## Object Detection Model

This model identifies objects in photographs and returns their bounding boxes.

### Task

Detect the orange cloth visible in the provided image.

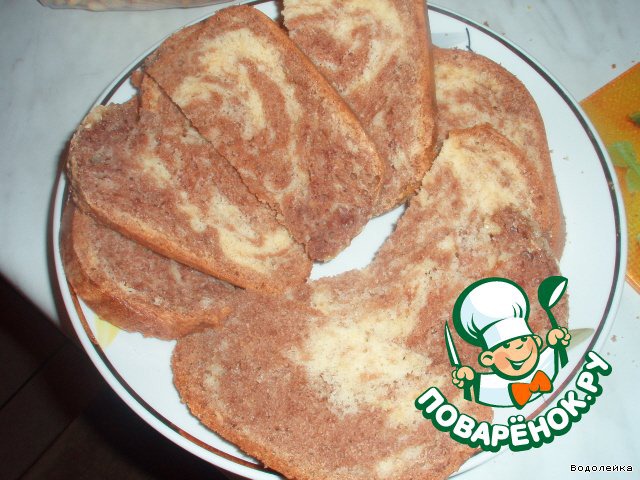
[581,64,640,292]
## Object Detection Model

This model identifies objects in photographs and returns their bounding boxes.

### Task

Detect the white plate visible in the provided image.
[51,2,627,478]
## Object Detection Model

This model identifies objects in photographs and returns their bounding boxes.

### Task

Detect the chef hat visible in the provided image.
[452,278,532,351]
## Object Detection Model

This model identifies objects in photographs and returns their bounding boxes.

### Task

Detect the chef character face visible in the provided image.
[453,278,539,380]
[479,334,543,379]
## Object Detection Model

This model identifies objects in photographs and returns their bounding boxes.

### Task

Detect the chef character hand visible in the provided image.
[452,366,475,389]
[547,327,571,348]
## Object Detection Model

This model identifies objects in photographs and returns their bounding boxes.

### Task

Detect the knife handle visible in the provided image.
[547,312,568,368]
[463,382,472,401]
[558,346,568,368]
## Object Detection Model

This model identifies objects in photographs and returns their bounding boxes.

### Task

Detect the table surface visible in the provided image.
[1,0,638,478]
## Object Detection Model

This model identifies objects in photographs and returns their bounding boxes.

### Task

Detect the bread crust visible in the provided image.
[434,47,566,257]
[144,5,384,261]
[284,0,437,215]
[60,202,239,339]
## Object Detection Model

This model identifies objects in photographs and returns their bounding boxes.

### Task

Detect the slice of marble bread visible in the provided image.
[283,0,437,215]
[434,47,565,258]
[144,5,384,261]
[66,76,311,293]
[294,125,567,367]
[172,293,491,480]
[60,202,240,340]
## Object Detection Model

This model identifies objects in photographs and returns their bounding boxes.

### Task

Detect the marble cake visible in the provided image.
[144,6,384,261]
[434,47,565,257]
[172,292,491,480]
[60,202,240,339]
[283,0,437,215]
[67,75,311,293]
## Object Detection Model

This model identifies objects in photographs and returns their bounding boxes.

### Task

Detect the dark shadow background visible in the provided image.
[0,276,233,480]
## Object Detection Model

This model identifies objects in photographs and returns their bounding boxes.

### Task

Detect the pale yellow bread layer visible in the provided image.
[172,293,491,480]
[290,125,567,367]
[144,5,383,261]
[60,202,239,340]
[67,77,311,293]
[283,0,436,215]
[434,47,565,258]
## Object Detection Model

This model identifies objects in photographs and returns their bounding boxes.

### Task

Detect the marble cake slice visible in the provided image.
[295,125,567,367]
[60,202,240,340]
[172,293,491,480]
[144,5,384,261]
[434,47,565,258]
[283,0,437,215]
[67,76,311,294]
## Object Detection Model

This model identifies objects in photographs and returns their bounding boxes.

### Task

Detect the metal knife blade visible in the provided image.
[444,322,462,367]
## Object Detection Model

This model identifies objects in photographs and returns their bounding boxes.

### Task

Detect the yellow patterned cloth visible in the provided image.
[582,64,640,293]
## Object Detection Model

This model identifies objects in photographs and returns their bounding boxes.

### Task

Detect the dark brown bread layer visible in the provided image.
[434,47,565,258]
[144,5,384,261]
[284,0,437,215]
[67,76,311,293]
[60,202,239,339]
[292,125,567,367]
[172,293,490,480]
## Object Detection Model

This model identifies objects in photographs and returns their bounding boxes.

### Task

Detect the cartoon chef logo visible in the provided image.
[448,277,571,409]
[417,275,613,452]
